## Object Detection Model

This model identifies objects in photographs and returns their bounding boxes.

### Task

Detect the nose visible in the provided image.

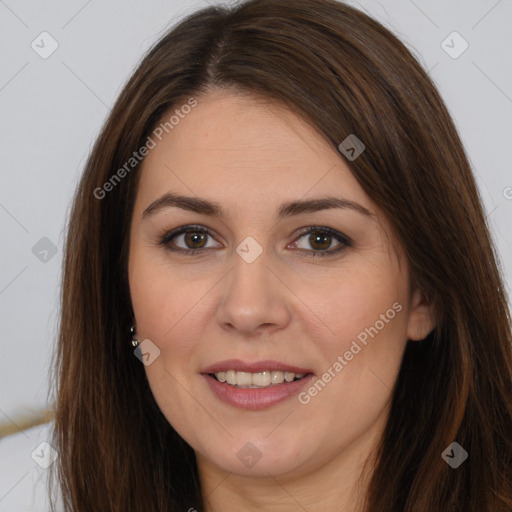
[215,246,292,337]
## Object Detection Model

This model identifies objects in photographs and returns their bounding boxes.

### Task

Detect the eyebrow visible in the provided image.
[142,192,374,220]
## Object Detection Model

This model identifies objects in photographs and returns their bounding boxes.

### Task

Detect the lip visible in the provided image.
[202,373,315,410]
[200,359,313,374]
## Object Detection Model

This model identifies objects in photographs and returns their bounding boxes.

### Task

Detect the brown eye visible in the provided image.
[183,231,208,249]
[159,225,220,253]
[308,231,332,250]
[293,227,352,257]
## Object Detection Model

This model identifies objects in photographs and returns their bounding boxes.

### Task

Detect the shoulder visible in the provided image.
[0,421,63,512]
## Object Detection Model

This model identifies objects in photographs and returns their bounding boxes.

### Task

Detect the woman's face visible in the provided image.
[128,90,434,481]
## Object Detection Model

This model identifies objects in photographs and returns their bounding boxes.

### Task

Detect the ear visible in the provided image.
[407,288,436,341]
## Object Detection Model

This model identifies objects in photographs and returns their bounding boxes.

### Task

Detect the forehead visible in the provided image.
[135,90,373,216]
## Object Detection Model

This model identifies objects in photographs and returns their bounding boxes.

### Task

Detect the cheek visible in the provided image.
[128,246,219,372]
[300,269,408,417]
[291,262,409,427]
[129,254,171,338]
[129,245,194,336]
[292,262,408,357]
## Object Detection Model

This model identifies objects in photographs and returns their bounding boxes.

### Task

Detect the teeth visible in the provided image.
[237,372,253,386]
[253,371,271,386]
[271,370,285,384]
[284,372,295,382]
[212,370,307,388]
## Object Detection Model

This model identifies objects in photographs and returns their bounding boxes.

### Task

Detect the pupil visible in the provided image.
[185,231,206,248]
[310,232,330,250]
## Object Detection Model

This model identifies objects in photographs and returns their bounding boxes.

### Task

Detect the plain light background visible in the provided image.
[1,0,511,430]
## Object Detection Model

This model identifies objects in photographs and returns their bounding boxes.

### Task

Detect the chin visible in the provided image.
[198,437,311,478]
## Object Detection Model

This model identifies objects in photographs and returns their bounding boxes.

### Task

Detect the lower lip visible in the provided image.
[202,373,315,410]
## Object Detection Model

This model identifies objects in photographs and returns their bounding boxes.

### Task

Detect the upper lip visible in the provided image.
[201,359,314,375]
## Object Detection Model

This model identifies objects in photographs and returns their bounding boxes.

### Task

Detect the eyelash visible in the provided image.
[158,224,352,258]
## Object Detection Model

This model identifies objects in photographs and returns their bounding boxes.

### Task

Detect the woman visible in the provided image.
[47,0,512,510]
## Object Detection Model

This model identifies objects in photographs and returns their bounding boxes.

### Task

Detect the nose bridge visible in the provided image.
[215,237,291,334]
[233,243,270,290]
[228,239,275,303]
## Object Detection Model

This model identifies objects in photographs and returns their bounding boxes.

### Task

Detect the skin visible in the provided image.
[128,89,436,512]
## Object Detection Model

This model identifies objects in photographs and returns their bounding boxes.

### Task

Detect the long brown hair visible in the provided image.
[48,0,512,510]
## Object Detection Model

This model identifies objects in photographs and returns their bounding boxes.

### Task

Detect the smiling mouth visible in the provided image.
[208,370,312,388]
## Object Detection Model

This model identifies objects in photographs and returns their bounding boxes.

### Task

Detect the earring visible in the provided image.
[130,325,140,348]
